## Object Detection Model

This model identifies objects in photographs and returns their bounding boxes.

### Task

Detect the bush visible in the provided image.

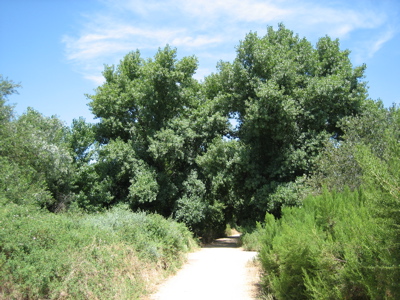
[240,224,264,251]
[241,213,279,252]
[259,188,398,299]
[0,204,196,299]
[0,157,53,207]
[83,205,197,269]
[257,106,400,299]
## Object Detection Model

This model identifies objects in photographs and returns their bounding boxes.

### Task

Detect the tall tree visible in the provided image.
[0,75,20,141]
[11,108,74,210]
[84,47,231,236]
[84,47,213,215]
[88,46,199,147]
[0,76,73,209]
[204,24,368,219]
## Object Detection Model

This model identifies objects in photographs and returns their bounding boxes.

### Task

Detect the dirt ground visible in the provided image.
[147,235,261,300]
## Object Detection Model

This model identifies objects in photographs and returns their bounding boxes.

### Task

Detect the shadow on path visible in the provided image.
[202,235,241,248]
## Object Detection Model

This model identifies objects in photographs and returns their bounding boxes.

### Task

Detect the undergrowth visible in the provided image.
[0,204,197,299]
[247,188,399,299]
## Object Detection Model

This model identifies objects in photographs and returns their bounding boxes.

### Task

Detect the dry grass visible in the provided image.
[246,258,263,299]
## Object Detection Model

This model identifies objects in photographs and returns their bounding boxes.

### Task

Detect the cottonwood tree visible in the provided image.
[81,24,370,230]
[204,24,368,219]
[85,46,228,233]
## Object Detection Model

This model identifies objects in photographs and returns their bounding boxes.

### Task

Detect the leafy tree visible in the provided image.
[68,117,96,164]
[82,47,211,218]
[308,100,397,193]
[0,76,71,209]
[0,75,20,149]
[204,24,368,219]
[195,138,244,224]
[83,46,233,237]
[88,46,199,146]
[174,170,208,232]
[0,74,21,130]
[10,108,74,210]
[147,98,230,216]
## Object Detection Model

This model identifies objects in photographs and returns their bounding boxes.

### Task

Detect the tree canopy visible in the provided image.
[0,24,371,235]
[203,24,368,218]
[79,24,369,231]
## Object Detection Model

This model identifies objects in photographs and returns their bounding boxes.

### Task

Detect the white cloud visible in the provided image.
[369,29,395,58]
[179,0,292,23]
[171,36,223,48]
[351,27,396,64]
[63,24,184,62]
[63,0,396,84]
[84,75,105,86]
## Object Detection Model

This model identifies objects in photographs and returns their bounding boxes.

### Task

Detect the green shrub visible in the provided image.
[0,157,53,207]
[259,188,397,299]
[241,223,264,251]
[0,204,196,299]
[241,211,281,252]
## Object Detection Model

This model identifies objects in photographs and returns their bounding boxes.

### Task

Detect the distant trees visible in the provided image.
[0,75,20,136]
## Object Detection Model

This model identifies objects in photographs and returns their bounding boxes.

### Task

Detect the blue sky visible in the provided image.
[1,0,399,126]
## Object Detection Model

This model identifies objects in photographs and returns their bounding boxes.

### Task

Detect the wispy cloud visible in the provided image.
[369,29,395,58]
[352,27,397,64]
[84,75,105,86]
[171,36,223,48]
[179,0,293,23]
[63,0,396,84]
[62,23,183,62]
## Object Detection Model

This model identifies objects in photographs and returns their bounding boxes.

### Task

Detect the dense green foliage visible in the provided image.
[83,46,230,237]
[1,23,398,298]
[0,76,197,299]
[256,183,399,299]
[76,24,368,235]
[242,103,400,299]
[0,204,196,299]
[204,24,367,219]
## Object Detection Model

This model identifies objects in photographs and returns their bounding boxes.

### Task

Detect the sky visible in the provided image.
[1,0,399,126]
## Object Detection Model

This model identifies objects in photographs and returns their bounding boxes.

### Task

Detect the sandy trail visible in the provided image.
[148,235,260,300]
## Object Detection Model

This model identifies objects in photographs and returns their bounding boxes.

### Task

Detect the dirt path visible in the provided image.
[148,235,260,300]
